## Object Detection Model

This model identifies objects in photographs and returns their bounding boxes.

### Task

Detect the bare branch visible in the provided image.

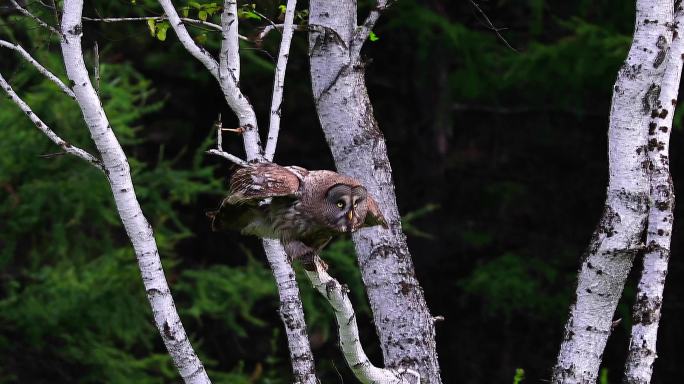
[304,256,420,384]
[0,71,102,170]
[216,0,262,160]
[264,0,297,161]
[350,0,391,61]
[256,24,309,43]
[624,6,684,383]
[10,0,62,37]
[93,41,100,96]
[157,0,220,78]
[262,240,317,383]
[82,15,250,40]
[0,39,75,99]
[206,149,248,166]
[468,0,517,52]
[219,0,241,83]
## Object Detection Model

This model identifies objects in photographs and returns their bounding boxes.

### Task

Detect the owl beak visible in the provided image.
[347,210,354,222]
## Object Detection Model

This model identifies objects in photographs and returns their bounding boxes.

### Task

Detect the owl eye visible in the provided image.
[336,201,345,209]
[353,202,358,208]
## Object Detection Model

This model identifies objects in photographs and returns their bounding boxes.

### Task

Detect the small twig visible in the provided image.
[10,0,63,38]
[222,127,246,134]
[0,39,75,99]
[82,16,249,40]
[38,151,67,158]
[256,23,307,44]
[206,149,248,166]
[0,71,103,170]
[215,113,223,149]
[93,41,100,96]
[209,114,248,166]
[468,0,518,52]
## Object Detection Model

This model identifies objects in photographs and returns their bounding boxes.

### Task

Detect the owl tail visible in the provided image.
[206,201,260,233]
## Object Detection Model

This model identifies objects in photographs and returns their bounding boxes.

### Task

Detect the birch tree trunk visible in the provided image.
[59,1,210,382]
[157,1,317,382]
[552,1,673,383]
[308,2,442,382]
[623,4,684,383]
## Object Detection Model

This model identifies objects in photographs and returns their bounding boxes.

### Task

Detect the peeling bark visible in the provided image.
[308,2,442,382]
[623,5,684,383]
[552,1,673,383]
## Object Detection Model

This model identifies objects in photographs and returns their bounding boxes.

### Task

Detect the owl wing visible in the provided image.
[363,195,389,228]
[227,163,304,204]
[208,163,304,233]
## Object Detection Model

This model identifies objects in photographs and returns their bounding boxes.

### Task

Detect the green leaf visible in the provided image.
[181,6,189,17]
[146,19,156,36]
[188,1,201,9]
[369,31,379,42]
[278,4,286,14]
[238,10,261,20]
[156,21,170,41]
[198,10,208,21]
[204,3,220,15]
[513,368,525,384]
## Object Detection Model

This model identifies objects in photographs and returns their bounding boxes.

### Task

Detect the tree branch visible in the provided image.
[9,0,62,38]
[216,0,263,160]
[350,0,391,62]
[0,39,75,99]
[264,0,297,161]
[157,0,220,78]
[263,240,317,383]
[60,1,210,382]
[0,71,102,170]
[304,256,420,383]
[81,15,250,40]
[623,6,684,383]
[552,1,674,382]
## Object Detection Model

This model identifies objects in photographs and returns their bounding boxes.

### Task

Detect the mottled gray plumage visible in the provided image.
[208,163,387,262]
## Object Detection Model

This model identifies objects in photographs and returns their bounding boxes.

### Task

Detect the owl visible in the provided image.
[208,163,387,265]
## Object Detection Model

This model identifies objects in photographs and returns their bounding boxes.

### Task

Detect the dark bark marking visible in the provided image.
[643,84,661,113]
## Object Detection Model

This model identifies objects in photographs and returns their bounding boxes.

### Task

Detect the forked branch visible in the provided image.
[304,256,421,384]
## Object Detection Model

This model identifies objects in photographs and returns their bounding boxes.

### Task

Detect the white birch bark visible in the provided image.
[552,1,673,383]
[0,40,75,99]
[59,1,210,382]
[263,240,317,383]
[264,0,297,161]
[157,2,317,382]
[304,256,420,384]
[0,72,100,169]
[308,2,442,382]
[623,5,684,383]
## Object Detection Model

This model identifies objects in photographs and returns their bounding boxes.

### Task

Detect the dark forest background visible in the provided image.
[2,0,684,383]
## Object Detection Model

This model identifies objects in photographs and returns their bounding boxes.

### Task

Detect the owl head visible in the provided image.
[323,184,371,232]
